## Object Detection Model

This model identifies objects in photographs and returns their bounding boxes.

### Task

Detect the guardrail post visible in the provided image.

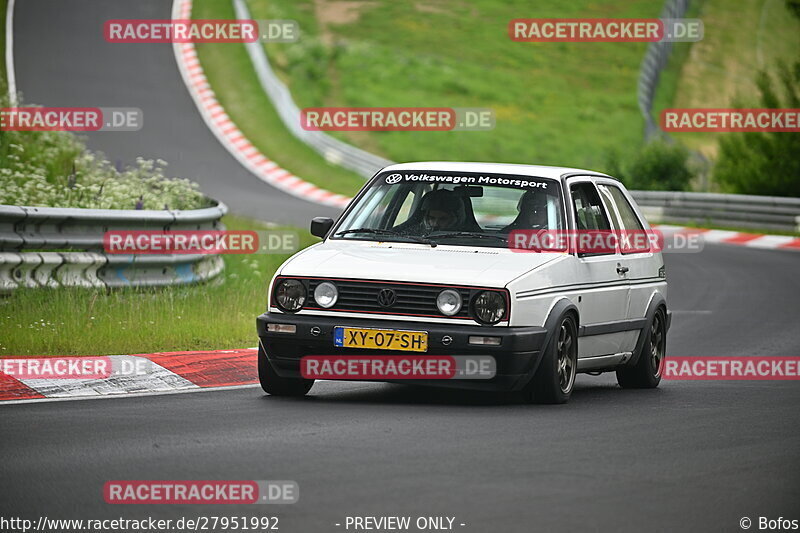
[0,252,22,294]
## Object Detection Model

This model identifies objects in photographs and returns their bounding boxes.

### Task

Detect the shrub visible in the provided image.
[0,98,209,210]
[605,140,694,191]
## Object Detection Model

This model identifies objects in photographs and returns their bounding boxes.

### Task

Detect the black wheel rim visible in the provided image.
[650,313,665,378]
[557,320,577,394]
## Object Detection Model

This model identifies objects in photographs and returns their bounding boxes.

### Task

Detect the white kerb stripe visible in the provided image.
[19,355,198,398]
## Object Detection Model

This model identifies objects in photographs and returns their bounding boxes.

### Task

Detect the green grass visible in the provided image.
[198,0,799,195]
[654,0,800,158]
[193,0,366,197]
[196,0,670,194]
[0,216,317,356]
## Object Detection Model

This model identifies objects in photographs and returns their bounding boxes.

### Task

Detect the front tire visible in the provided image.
[616,308,666,389]
[258,345,314,396]
[526,314,578,404]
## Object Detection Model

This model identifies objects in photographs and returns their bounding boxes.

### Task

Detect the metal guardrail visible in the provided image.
[638,0,690,139]
[631,191,800,232]
[0,202,228,294]
[233,0,392,179]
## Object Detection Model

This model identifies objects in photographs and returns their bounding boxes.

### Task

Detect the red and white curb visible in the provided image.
[171,0,351,209]
[0,349,258,404]
[655,225,800,251]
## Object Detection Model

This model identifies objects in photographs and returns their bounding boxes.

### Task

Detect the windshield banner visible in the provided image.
[381,171,553,190]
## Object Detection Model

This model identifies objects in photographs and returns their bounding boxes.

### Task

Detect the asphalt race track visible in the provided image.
[9,0,341,225]
[2,1,799,532]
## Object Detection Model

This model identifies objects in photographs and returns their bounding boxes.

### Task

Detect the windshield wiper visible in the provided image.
[425,231,508,243]
[335,228,437,246]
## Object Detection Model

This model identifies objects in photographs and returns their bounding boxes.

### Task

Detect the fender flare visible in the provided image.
[513,298,579,390]
[625,293,669,367]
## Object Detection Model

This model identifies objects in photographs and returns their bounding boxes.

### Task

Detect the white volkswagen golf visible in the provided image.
[257,162,669,403]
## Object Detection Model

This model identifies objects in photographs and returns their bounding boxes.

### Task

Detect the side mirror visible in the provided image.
[310,217,334,238]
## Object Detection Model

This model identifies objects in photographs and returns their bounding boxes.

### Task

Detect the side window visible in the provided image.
[597,186,624,231]
[599,185,644,231]
[570,182,611,231]
[359,185,411,229]
[598,184,650,253]
[570,182,614,256]
[394,190,418,226]
[384,184,432,228]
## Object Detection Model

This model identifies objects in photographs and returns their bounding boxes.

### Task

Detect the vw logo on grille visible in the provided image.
[377,288,397,307]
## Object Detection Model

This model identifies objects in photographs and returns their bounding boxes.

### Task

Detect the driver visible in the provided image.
[401,189,466,234]
[503,190,549,232]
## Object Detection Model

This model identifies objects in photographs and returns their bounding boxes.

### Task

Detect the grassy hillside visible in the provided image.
[254,0,659,169]
[654,0,800,157]
[196,0,664,195]
[196,0,798,195]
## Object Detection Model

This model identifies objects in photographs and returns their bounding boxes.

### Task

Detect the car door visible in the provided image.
[596,181,661,353]
[567,178,630,359]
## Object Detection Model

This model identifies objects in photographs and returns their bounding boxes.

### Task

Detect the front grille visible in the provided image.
[306,278,473,319]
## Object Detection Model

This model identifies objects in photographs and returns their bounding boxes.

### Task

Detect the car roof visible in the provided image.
[379,161,617,181]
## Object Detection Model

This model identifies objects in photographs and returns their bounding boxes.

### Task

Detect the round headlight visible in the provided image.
[436,289,462,316]
[314,281,338,308]
[275,279,306,312]
[472,291,506,324]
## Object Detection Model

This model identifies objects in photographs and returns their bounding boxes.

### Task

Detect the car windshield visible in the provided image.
[332,170,564,248]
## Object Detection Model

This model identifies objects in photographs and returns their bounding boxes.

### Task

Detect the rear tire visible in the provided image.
[616,308,665,389]
[526,314,578,404]
[258,345,314,396]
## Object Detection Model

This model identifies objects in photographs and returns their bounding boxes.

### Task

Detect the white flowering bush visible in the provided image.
[0,102,209,210]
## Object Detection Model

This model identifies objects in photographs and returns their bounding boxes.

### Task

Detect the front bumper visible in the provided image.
[256,312,548,391]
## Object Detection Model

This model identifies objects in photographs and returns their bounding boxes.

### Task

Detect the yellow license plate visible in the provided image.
[334,327,428,352]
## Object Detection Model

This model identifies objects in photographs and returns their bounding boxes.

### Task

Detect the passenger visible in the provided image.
[503,190,550,232]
